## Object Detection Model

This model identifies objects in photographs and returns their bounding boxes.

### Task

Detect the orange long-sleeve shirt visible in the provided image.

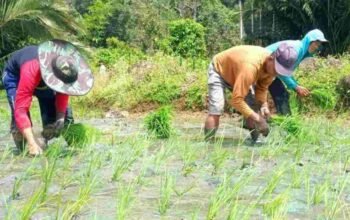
[213,45,275,118]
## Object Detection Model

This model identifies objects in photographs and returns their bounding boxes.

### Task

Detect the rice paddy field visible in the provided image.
[2,89,350,220]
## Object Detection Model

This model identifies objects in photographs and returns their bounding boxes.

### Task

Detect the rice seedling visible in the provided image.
[207,172,252,220]
[40,158,57,202]
[262,190,290,218]
[144,106,173,139]
[270,115,304,137]
[179,142,199,176]
[62,123,100,148]
[262,166,287,197]
[116,182,136,220]
[209,145,230,175]
[291,166,303,189]
[0,145,13,163]
[20,187,45,220]
[117,182,136,220]
[207,174,232,220]
[10,165,34,201]
[190,207,201,220]
[312,180,329,205]
[158,171,174,215]
[310,88,336,110]
[153,143,174,172]
[11,176,22,200]
[112,150,137,182]
[85,153,102,179]
[305,175,313,208]
[173,181,196,198]
[324,176,349,219]
[227,198,241,220]
[59,177,97,219]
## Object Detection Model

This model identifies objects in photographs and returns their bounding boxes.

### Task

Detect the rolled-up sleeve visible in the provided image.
[14,60,41,132]
[55,93,69,114]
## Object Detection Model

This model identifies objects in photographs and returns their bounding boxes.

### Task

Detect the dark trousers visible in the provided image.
[2,71,74,134]
[268,78,291,115]
[245,78,291,116]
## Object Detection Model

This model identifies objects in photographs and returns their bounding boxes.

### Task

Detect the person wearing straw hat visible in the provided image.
[204,43,298,141]
[2,39,94,156]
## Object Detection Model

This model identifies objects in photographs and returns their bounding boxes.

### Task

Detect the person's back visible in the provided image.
[4,46,38,75]
[213,45,270,87]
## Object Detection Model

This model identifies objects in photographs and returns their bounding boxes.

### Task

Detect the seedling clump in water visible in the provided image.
[145,106,173,139]
[62,123,100,148]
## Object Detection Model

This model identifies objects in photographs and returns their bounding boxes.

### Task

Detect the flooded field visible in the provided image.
[1,95,350,219]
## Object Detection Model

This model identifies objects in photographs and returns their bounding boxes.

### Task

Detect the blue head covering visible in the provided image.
[266,29,328,69]
[265,29,328,89]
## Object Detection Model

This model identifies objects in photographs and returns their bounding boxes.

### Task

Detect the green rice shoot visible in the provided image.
[270,115,303,136]
[310,89,336,110]
[62,123,100,148]
[144,106,173,139]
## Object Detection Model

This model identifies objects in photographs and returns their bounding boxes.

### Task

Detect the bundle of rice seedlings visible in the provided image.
[270,115,303,136]
[144,106,173,139]
[62,123,100,148]
[310,89,336,110]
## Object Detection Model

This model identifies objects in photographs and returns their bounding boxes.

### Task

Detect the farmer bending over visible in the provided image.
[204,43,298,141]
[2,40,94,156]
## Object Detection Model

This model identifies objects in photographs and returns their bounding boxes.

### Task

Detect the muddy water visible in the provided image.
[1,111,350,219]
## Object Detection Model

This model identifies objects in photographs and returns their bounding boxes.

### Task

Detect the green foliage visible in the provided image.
[185,84,206,110]
[145,106,173,139]
[197,0,241,55]
[168,19,206,58]
[146,82,181,105]
[62,123,100,148]
[291,56,350,113]
[82,0,113,46]
[0,0,83,58]
[93,40,145,67]
[336,75,350,108]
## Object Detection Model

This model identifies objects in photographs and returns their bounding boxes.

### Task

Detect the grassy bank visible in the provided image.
[74,45,350,117]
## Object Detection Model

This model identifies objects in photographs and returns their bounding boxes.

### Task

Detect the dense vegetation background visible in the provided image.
[1,0,350,114]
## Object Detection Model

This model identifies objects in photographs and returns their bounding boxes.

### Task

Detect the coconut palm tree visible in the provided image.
[0,0,84,57]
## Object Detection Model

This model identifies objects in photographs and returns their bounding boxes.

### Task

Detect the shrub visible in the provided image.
[144,106,173,139]
[83,0,113,46]
[291,56,350,113]
[145,82,181,105]
[168,19,206,58]
[185,85,206,110]
[93,41,145,67]
[336,75,350,108]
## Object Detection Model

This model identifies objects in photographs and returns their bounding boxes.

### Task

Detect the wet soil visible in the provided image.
[1,105,350,219]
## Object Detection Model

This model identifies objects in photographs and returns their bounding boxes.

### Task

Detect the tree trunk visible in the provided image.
[251,0,254,33]
[259,8,262,32]
[272,12,275,37]
[239,0,245,39]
